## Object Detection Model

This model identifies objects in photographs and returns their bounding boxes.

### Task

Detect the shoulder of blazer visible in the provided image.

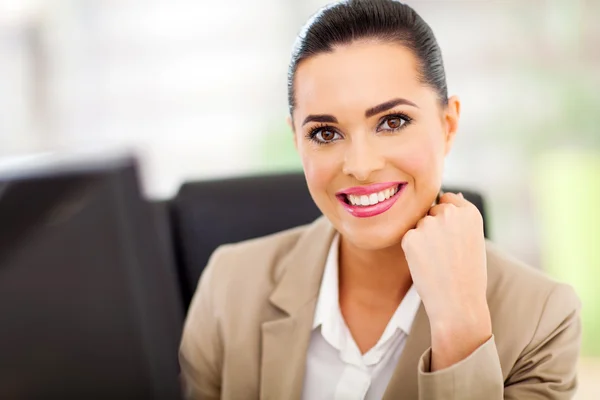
[485,240,570,301]
[484,240,580,341]
[200,216,333,307]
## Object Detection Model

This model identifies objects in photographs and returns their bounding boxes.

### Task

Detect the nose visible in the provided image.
[342,136,385,182]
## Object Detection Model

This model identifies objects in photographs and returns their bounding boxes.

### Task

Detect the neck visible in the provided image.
[338,235,412,307]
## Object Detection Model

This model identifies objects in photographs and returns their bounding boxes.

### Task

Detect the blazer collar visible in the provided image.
[268,215,336,315]
[260,216,335,400]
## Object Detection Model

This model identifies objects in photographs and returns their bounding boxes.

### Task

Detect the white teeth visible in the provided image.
[346,185,401,207]
[369,193,378,205]
[348,195,360,205]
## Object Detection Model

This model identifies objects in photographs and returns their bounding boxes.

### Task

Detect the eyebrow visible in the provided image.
[301,97,418,127]
[365,98,419,118]
[302,114,338,127]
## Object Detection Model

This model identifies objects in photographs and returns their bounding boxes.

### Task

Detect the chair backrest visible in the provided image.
[169,173,488,309]
[170,173,321,307]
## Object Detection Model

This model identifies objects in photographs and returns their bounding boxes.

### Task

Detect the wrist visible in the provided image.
[430,303,491,333]
[429,305,492,371]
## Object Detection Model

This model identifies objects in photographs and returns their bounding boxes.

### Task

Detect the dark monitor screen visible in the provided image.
[0,158,183,399]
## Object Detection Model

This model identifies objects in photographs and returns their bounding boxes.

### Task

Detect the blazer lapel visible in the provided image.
[260,216,336,400]
[260,300,317,400]
[383,303,431,400]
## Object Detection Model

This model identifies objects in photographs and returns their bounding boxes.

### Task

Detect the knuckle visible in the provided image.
[439,192,454,203]
[440,204,455,218]
[404,228,418,240]
[418,215,433,228]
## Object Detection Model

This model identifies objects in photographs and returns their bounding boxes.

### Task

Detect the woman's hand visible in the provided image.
[401,192,492,371]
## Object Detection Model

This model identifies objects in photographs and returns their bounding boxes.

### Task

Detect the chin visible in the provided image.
[336,218,408,251]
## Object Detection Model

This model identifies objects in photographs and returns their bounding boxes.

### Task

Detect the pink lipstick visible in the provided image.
[336,182,407,218]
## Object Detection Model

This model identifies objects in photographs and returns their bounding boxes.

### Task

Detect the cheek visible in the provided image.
[387,130,445,182]
[298,145,339,196]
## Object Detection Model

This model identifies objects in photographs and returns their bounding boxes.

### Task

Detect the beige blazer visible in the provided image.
[179,216,581,399]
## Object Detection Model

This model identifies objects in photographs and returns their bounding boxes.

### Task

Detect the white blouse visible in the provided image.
[301,234,422,400]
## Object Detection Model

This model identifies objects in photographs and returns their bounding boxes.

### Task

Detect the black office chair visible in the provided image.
[169,173,488,310]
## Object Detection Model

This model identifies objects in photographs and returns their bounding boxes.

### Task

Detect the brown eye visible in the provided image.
[309,128,341,144]
[321,130,336,141]
[378,115,409,132]
[388,118,401,129]
[386,117,402,129]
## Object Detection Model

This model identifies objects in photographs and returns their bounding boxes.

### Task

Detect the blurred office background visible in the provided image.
[0,0,598,397]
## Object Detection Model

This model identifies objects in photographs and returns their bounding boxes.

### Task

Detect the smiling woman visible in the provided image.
[289,38,459,251]
[179,1,581,399]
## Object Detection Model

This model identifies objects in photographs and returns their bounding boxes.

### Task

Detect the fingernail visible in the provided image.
[459,192,464,198]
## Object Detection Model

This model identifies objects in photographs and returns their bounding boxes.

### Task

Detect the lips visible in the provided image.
[336,182,407,218]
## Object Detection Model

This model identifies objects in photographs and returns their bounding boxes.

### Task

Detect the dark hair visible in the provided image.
[287,0,448,115]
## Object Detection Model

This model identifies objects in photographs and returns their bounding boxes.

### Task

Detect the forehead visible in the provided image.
[293,41,427,117]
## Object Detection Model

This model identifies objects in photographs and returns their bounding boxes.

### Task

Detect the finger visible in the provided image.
[438,191,468,207]
[428,203,451,216]
[415,215,434,229]
[401,228,416,250]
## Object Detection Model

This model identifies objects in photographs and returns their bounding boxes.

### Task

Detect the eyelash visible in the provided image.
[305,113,413,146]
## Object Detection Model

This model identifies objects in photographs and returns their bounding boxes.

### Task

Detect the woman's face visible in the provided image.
[290,41,460,250]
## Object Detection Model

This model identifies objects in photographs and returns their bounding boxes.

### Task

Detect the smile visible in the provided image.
[336,182,407,218]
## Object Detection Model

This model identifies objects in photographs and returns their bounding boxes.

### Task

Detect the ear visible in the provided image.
[443,95,460,156]
[286,115,299,151]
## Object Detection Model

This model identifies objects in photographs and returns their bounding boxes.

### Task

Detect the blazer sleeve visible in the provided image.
[503,283,582,399]
[179,246,228,400]
[416,283,582,400]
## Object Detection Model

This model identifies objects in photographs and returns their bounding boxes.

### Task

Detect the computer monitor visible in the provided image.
[0,156,183,399]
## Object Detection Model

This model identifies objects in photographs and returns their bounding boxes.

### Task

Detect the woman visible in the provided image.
[180,1,581,399]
